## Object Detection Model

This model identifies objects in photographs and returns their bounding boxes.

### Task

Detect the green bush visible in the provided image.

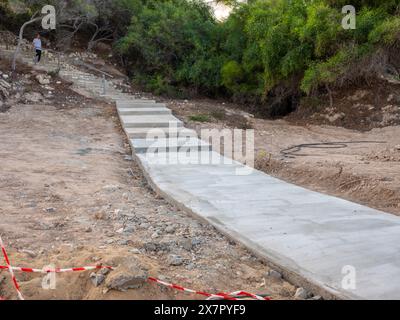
[115,0,400,113]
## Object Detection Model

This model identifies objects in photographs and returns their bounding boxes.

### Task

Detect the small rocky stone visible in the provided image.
[123,226,135,234]
[151,231,160,239]
[117,240,129,246]
[44,207,56,213]
[165,225,176,234]
[168,254,184,266]
[129,248,141,254]
[90,272,106,287]
[100,268,110,276]
[143,242,157,252]
[106,257,148,291]
[266,269,282,280]
[36,74,50,85]
[179,238,193,251]
[295,287,310,299]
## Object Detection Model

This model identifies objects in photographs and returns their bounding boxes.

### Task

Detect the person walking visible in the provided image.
[32,33,42,64]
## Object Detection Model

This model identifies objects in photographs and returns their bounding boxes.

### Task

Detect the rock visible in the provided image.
[168,254,184,266]
[106,257,148,291]
[85,227,92,233]
[100,268,110,276]
[44,207,56,213]
[36,74,51,85]
[24,92,43,103]
[395,145,400,151]
[179,238,193,251]
[191,238,202,246]
[151,231,160,239]
[2,74,9,79]
[165,225,176,234]
[117,240,129,246]
[123,226,135,234]
[90,272,106,287]
[143,242,157,252]
[325,112,345,123]
[266,269,282,280]
[294,287,310,299]
[129,248,141,254]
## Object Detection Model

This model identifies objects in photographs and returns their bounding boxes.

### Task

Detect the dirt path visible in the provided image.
[0,80,297,299]
[166,99,400,216]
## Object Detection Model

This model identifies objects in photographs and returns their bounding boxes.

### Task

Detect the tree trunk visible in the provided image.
[12,15,42,71]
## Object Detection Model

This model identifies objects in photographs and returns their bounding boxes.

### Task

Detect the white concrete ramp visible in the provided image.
[40,63,400,300]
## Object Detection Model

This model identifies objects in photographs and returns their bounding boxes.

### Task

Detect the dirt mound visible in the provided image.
[288,80,400,131]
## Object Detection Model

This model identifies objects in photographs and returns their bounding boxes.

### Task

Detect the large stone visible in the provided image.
[105,256,148,291]
[36,74,51,85]
[24,92,43,103]
[167,254,184,266]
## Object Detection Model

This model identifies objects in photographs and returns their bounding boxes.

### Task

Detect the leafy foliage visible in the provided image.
[117,0,400,111]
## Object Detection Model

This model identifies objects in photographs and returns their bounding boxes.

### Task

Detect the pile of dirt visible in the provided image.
[287,80,400,131]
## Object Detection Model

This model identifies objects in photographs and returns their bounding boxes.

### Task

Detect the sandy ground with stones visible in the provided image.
[0,79,297,300]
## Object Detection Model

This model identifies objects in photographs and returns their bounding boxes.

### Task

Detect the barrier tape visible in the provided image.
[0,235,24,300]
[0,236,269,301]
[0,265,113,273]
[147,277,270,301]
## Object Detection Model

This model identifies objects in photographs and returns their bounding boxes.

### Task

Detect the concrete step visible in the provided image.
[131,137,211,154]
[121,115,183,128]
[118,107,171,116]
[117,100,158,108]
[125,127,197,139]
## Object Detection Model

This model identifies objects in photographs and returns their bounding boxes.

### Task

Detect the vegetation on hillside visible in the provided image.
[116,0,400,115]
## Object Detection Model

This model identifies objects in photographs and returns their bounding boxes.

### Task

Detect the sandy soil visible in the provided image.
[0,81,296,300]
[167,99,400,216]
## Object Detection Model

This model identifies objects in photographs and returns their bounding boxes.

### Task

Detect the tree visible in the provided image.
[12,11,42,71]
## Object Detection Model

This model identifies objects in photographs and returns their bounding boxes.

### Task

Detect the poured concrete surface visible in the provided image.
[124,127,197,139]
[118,107,171,116]
[130,137,211,154]
[120,115,183,128]
[136,151,400,300]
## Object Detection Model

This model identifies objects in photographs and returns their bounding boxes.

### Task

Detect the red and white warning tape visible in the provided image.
[0,265,114,274]
[0,235,24,300]
[148,277,270,301]
[0,236,269,301]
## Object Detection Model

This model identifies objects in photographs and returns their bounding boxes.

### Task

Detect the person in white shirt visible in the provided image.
[32,33,42,64]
